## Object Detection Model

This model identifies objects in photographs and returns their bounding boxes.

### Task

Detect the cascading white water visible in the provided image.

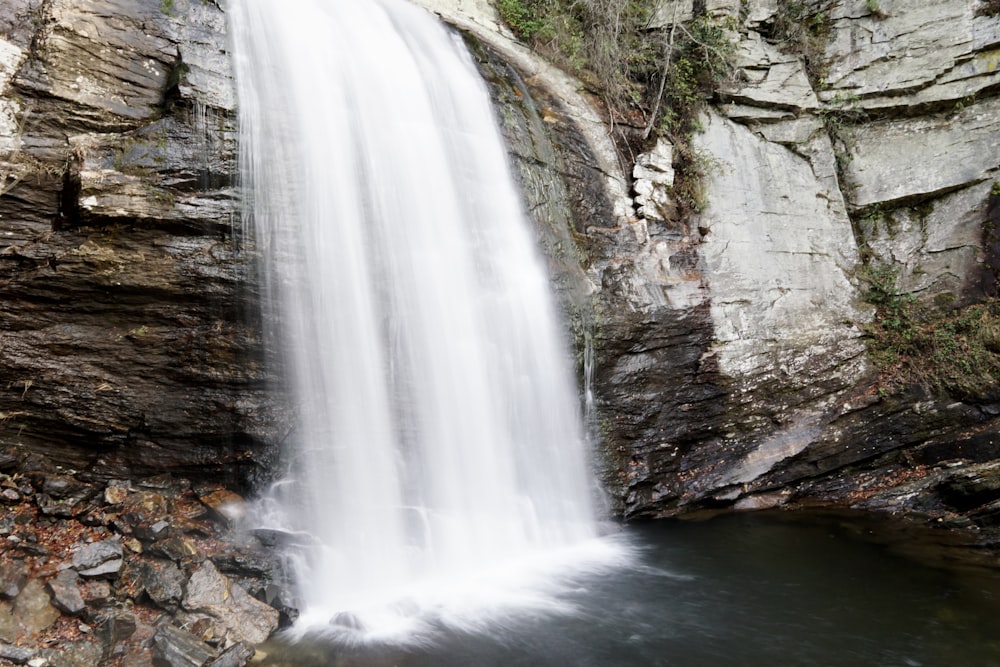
[230,0,622,639]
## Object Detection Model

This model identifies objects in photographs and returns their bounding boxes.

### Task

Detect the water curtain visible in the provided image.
[230,0,604,637]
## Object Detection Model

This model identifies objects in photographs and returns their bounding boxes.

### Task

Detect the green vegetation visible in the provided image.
[817,91,866,173]
[863,265,1000,399]
[865,0,888,19]
[496,0,554,43]
[496,0,734,216]
[160,0,176,15]
[992,181,1000,197]
[769,0,831,88]
[976,0,1000,17]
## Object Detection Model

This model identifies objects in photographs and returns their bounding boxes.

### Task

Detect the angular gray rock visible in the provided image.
[0,643,37,664]
[207,642,255,667]
[152,624,217,667]
[71,539,123,578]
[0,562,27,600]
[46,569,85,616]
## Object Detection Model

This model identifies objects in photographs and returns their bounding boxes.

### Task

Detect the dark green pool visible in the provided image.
[256,511,1000,666]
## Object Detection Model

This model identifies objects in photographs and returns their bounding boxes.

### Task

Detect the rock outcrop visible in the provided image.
[421,0,1000,560]
[0,0,279,487]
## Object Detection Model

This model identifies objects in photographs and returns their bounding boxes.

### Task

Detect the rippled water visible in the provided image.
[256,512,1000,667]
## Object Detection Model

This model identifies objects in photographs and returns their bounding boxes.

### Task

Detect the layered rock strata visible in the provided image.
[421,0,1000,559]
[0,0,280,487]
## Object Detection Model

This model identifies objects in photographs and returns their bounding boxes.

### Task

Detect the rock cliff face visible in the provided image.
[0,0,279,488]
[420,0,1000,559]
[2,0,999,565]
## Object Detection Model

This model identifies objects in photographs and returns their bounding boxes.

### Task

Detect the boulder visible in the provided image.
[93,608,138,647]
[120,557,185,609]
[0,561,27,600]
[151,624,217,667]
[71,538,124,578]
[0,579,60,642]
[46,569,85,616]
[182,561,278,646]
[207,642,255,667]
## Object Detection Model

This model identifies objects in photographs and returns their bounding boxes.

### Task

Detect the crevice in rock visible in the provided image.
[849,180,987,217]
[160,48,188,115]
[983,186,1000,296]
[54,153,80,231]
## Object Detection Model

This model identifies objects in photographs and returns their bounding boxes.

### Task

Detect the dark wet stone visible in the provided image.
[211,549,274,580]
[36,492,88,518]
[47,569,86,616]
[135,519,173,543]
[148,536,199,562]
[138,475,187,494]
[93,608,138,646]
[120,557,185,608]
[0,642,36,664]
[0,562,27,600]
[938,463,1000,512]
[0,453,17,473]
[250,528,313,548]
[207,642,254,667]
[152,624,218,667]
[41,475,90,499]
[330,611,365,631]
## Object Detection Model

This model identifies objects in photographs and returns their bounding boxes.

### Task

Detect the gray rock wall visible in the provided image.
[422,0,1000,554]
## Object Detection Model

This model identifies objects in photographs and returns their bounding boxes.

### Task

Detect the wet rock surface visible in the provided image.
[0,0,282,488]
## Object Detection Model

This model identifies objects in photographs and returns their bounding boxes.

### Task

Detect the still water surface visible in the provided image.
[258,512,1000,666]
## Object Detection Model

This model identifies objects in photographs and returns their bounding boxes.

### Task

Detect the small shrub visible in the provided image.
[976,0,1000,17]
[769,1,831,87]
[863,265,1000,399]
[865,0,889,19]
[496,0,551,42]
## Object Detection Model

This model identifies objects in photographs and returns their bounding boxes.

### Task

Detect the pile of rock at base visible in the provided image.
[0,447,294,667]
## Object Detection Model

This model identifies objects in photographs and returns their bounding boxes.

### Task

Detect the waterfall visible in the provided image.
[230,0,621,639]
